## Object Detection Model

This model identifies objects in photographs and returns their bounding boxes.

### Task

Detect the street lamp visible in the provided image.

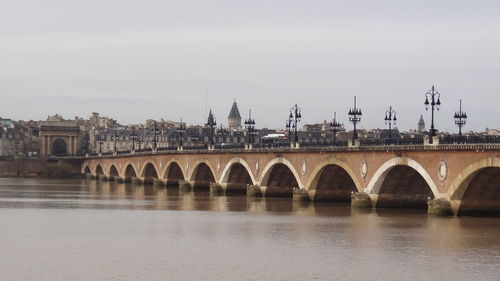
[98,134,104,154]
[424,85,441,138]
[131,130,137,151]
[330,112,341,142]
[151,121,160,149]
[348,96,362,141]
[286,104,301,143]
[454,99,467,136]
[113,126,117,153]
[205,110,217,145]
[217,124,227,144]
[177,118,186,147]
[244,109,256,144]
[384,106,397,140]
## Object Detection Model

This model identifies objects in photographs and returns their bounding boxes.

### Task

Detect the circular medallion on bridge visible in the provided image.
[438,161,448,182]
[301,160,307,176]
[360,161,368,178]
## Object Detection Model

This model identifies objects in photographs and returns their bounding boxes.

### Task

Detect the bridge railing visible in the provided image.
[360,138,424,146]
[439,135,500,144]
[214,144,245,150]
[299,140,349,148]
[183,144,209,150]
[253,142,291,149]
[157,147,178,151]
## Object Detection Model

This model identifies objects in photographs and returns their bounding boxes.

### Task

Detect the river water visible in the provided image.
[0,178,499,281]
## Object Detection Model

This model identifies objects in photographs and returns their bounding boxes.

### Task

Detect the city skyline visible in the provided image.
[2,0,499,131]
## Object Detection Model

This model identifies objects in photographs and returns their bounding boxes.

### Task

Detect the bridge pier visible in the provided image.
[153,179,165,187]
[427,198,453,216]
[113,176,124,183]
[247,185,263,197]
[86,174,96,180]
[131,177,143,185]
[350,192,373,208]
[98,175,109,181]
[292,188,311,201]
[179,180,193,192]
[210,183,224,195]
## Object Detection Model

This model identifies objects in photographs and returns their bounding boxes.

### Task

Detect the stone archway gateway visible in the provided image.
[40,122,80,156]
[52,138,68,156]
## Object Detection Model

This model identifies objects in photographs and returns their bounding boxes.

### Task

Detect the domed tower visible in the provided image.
[228,100,242,131]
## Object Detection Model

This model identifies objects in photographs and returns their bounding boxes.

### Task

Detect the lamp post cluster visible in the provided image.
[206,110,217,146]
[113,126,117,153]
[151,121,160,149]
[177,118,186,146]
[348,96,362,142]
[244,109,256,144]
[384,106,397,140]
[286,104,302,143]
[92,85,474,154]
[330,112,341,142]
[424,85,441,138]
[454,99,467,136]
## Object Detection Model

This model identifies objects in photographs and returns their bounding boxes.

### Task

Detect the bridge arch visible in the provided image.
[108,165,119,179]
[95,164,104,176]
[447,158,500,216]
[219,157,256,193]
[366,157,439,208]
[305,158,362,201]
[162,160,186,186]
[190,161,216,190]
[140,162,160,184]
[259,157,303,197]
[124,163,138,182]
[82,165,91,175]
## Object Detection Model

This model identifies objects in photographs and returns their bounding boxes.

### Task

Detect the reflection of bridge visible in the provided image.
[81,144,500,216]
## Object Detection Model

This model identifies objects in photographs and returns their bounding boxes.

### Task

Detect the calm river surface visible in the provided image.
[1,178,499,281]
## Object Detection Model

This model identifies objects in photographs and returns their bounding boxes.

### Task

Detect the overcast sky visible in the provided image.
[1,0,499,132]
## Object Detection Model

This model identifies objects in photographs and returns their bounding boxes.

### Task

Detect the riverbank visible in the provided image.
[0,159,82,178]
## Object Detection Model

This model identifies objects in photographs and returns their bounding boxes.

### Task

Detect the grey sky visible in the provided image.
[1,0,499,132]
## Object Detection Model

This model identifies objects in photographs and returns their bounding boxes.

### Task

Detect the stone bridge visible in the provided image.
[81,144,500,216]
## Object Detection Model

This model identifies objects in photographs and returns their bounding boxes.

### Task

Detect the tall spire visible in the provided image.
[228,100,241,119]
[228,100,242,130]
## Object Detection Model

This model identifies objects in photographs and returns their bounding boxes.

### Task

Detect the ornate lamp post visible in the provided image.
[98,134,104,154]
[348,96,362,141]
[384,106,397,140]
[244,109,256,144]
[286,104,301,143]
[131,130,137,151]
[113,126,117,153]
[217,124,227,144]
[424,85,441,138]
[177,118,186,147]
[137,133,142,150]
[454,99,467,136]
[206,110,217,145]
[330,112,341,142]
[151,121,160,149]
